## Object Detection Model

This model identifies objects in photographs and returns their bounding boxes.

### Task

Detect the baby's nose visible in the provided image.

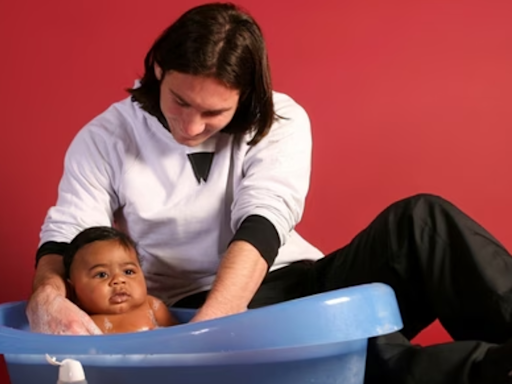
[111,273,126,284]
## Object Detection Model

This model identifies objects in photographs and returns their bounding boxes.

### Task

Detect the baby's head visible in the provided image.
[64,226,147,315]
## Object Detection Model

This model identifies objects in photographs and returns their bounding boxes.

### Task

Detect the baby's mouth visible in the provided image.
[110,291,131,304]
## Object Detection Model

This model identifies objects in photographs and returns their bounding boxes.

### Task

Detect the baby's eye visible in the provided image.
[94,271,108,279]
[124,269,136,275]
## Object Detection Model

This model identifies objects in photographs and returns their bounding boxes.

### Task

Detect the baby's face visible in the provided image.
[69,240,147,315]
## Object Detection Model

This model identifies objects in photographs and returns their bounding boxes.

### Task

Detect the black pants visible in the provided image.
[175,194,512,384]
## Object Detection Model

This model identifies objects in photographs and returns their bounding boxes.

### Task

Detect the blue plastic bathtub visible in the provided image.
[0,283,402,384]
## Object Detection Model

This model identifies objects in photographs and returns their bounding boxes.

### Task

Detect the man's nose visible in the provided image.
[182,111,206,136]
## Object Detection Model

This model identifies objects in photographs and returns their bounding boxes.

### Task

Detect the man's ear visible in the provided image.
[154,63,163,81]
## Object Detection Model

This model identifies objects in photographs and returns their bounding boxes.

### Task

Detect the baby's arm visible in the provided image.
[148,296,179,327]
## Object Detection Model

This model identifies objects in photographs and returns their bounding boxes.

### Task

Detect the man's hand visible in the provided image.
[26,285,102,335]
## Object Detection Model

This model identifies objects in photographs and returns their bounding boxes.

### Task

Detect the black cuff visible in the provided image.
[35,241,69,267]
[230,215,280,268]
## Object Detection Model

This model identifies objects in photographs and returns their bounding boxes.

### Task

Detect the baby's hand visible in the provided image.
[26,285,102,335]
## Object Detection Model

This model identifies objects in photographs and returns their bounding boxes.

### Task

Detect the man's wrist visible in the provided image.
[32,254,67,294]
[193,303,246,322]
[202,296,246,316]
[33,282,65,298]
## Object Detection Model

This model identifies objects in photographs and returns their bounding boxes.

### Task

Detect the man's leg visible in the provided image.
[248,260,316,308]
[311,193,512,383]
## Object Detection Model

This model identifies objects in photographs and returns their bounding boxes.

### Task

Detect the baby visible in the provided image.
[64,226,178,334]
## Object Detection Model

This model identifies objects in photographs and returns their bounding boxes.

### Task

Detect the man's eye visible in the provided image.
[203,111,222,118]
[174,98,188,107]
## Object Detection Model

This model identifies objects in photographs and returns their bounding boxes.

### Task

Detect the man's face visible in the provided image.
[158,70,241,147]
[69,240,147,315]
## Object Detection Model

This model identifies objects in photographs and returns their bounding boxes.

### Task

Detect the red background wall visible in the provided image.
[1,0,512,382]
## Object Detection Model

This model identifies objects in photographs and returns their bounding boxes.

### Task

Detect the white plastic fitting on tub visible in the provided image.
[46,354,88,384]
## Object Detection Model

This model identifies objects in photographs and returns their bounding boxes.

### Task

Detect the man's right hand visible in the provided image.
[26,285,102,335]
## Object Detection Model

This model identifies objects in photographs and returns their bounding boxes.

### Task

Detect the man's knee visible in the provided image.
[399,193,454,215]
[407,193,446,205]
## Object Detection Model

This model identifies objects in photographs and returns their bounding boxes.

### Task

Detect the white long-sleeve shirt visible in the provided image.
[39,91,323,305]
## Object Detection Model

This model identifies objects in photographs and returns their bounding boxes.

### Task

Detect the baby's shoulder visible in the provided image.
[147,295,165,310]
[147,295,179,327]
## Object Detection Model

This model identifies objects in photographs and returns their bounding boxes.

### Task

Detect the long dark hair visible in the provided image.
[128,2,276,145]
